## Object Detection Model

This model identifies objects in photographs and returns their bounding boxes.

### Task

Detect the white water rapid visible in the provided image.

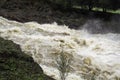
[0,17,120,80]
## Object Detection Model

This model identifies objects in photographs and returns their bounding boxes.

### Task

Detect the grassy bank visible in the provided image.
[0,37,55,80]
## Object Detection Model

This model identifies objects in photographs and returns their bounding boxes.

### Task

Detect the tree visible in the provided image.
[109,0,120,11]
[96,0,119,12]
[73,0,95,11]
[55,50,72,80]
[85,0,95,11]
[97,0,109,12]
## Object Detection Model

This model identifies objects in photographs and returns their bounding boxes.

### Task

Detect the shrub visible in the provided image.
[55,50,72,80]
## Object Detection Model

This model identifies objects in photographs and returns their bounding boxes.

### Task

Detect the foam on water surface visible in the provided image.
[0,16,120,80]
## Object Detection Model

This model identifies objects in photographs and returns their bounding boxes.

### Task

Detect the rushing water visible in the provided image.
[0,16,120,80]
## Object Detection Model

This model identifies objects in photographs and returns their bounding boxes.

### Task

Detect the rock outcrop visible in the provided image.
[0,37,55,80]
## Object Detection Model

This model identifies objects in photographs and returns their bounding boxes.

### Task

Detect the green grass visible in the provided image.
[73,6,120,14]
[108,9,120,14]
[93,8,120,14]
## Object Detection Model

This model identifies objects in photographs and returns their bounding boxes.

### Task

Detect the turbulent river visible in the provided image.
[0,16,120,80]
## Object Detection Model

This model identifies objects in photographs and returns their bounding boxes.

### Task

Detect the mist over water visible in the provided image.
[81,18,120,34]
[0,16,120,80]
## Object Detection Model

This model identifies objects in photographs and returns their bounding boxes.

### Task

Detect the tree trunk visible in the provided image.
[88,5,93,11]
[103,8,106,12]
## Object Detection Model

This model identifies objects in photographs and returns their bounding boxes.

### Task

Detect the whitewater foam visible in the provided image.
[0,16,120,80]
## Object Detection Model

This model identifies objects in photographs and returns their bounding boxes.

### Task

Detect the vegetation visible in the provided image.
[1,0,119,13]
[0,0,120,33]
[55,51,72,80]
[0,37,55,80]
[0,0,120,80]
[49,0,120,12]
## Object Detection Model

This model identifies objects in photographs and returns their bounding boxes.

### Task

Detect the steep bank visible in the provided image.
[0,37,55,80]
[0,0,120,33]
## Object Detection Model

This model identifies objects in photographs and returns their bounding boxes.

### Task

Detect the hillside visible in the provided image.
[0,37,55,80]
[0,0,120,33]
